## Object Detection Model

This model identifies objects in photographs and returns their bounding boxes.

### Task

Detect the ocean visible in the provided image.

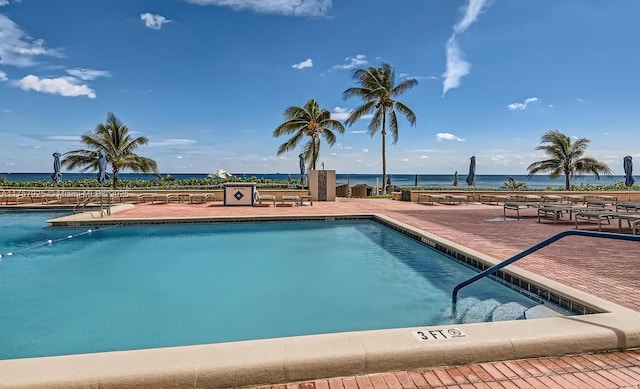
[0,172,627,189]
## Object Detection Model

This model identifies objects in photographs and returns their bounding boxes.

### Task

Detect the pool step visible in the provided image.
[448,297,536,324]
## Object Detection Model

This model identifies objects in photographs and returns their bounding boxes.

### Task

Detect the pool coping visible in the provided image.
[2,212,640,388]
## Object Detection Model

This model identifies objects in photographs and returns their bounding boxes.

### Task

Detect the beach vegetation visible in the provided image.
[527,129,612,190]
[61,113,159,189]
[343,63,418,195]
[273,98,345,170]
[502,176,527,190]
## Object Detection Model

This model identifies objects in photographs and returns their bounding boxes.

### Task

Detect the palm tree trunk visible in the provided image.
[565,174,570,190]
[112,168,119,190]
[311,137,317,170]
[381,110,387,195]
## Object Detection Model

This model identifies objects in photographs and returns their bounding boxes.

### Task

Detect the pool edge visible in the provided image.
[3,212,639,388]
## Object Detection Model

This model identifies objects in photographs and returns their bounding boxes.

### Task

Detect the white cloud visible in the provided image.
[65,68,111,80]
[401,158,409,162]
[0,70,6,81]
[400,74,437,81]
[185,0,331,17]
[331,106,373,121]
[331,107,351,121]
[292,58,313,69]
[362,148,369,153]
[350,130,367,134]
[177,155,183,159]
[140,13,170,30]
[454,0,489,34]
[507,97,539,111]
[421,155,429,159]
[147,138,198,147]
[0,14,63,67]
[442,0,489,95]
[16,75,96,98]
[442,38,470,96]
[0,1,9,5]
[577,97,584,103]
[332,54,367,70]
[491,155,509,166]
[436,132,466,142]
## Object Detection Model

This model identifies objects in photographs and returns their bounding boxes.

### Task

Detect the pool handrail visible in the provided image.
[452,229,640,305]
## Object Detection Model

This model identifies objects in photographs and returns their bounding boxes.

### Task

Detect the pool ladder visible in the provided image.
[73,192,112,217]
[452,230,640,305]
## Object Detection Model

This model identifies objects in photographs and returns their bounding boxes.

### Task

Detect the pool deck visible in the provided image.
[3,198,640,388]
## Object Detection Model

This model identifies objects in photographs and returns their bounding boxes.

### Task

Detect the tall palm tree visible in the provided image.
[62,112,158,189]
[273,98,345,170]
[343,63,417,194]
[527,129,612,190]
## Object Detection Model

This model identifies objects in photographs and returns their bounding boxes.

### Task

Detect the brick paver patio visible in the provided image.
[42,198,640,387]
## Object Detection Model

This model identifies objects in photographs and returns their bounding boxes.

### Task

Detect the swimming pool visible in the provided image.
[0,211,544,360]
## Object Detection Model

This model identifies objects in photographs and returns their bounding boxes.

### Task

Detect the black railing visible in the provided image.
[452,230,640,305]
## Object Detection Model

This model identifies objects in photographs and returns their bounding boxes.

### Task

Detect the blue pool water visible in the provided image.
[0,212,540,360]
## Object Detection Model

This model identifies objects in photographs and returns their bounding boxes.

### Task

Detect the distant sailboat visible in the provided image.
[207,169,233,179]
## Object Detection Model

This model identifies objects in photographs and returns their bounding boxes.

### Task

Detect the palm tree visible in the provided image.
[502,176,527,190]
[62,112,158,189]
[343,63,417,194]
[273,98,345,170]
[527,129,612,190]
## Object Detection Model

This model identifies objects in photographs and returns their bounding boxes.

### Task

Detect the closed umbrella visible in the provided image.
[97,150,109,185]
[414,174,418,186]
[465,156,476,187]
[624,155,634,200]
[299,153,305,186]
[453,171,459,187]
[466,156,476,202]
[51,152,62,184]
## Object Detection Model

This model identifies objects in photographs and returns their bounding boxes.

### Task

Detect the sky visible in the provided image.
[1,0,639,175]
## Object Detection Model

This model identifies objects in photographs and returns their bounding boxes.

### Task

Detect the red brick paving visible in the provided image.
[105,198,640,388]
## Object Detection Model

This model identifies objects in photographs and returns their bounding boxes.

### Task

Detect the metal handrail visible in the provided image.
[452,229,640,305]
[73,191,112,217]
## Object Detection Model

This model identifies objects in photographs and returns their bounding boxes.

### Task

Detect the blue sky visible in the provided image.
[1,0,639,175]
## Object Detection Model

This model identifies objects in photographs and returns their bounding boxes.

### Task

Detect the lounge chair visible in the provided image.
[574,210,618,231]
[417,193,447,205]
[613,212,640,233]
[537,205,573,224]
[479,194,512,205]
[189,193,215,204]
[444,194,469,205]
[137,193,155,204]
[541,194,564,204]
[503,202,541,220]
[563,194,587,205]
[280,195,300,206]
[616,201,640,212]
[257,194,276,207]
